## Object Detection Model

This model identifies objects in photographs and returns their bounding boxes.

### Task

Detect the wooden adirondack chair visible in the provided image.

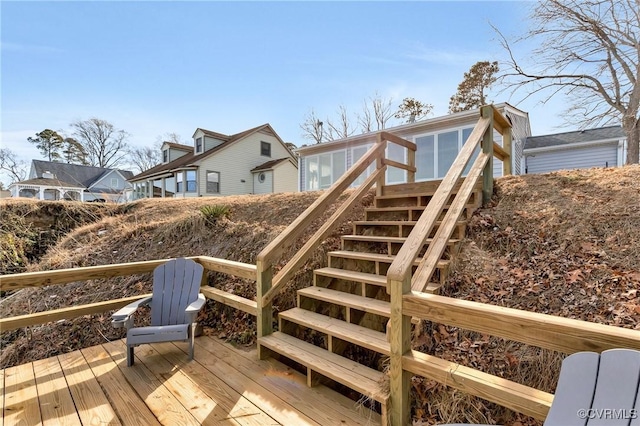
[441,348,640,425]
[111,257,206,366]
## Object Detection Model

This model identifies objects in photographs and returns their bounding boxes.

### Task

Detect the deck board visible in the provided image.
[4,363,42,426]
[1,336,381,426]
[32,357,81,426]
[81,345,160,426]
[58,350,121,425]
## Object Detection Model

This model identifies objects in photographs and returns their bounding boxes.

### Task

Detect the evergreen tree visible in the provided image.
[449,61,499,113]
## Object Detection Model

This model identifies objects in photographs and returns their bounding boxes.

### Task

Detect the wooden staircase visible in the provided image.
[259,179,483,422]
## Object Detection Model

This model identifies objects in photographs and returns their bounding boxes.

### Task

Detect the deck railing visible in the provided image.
[254,131,417,357]
[0,256,257,332]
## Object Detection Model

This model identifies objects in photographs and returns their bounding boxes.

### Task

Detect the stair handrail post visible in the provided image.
[389,273,412,426]
[481,105,495,206]
[502,125,513,175]
[376,132,386,196]
[256,259,273,359]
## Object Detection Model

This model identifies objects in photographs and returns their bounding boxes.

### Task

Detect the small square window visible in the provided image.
[196,137,203,153]
[261,141,271,157]
[111,178,119,188]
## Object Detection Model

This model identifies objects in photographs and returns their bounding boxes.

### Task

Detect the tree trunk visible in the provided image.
[623,115,639,165]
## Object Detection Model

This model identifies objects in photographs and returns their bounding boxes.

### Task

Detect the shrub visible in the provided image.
[200,204,230,224]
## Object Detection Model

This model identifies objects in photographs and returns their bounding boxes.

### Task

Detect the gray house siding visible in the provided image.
[526,143,619,174]
[505,110,530,175]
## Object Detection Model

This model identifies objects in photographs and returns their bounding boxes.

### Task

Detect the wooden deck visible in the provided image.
[1,336,382,425]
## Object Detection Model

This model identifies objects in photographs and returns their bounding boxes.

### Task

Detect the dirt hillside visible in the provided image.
[1,165,639,425]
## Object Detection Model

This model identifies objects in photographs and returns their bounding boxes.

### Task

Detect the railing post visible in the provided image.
[256,259,273,360]
[503,126,512,176]
[376,133,386,196]
[389,275,411,426]
[407,145,416,183]
[481,105,494,206]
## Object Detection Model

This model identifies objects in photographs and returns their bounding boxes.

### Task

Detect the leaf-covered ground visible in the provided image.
[1,165,639,425]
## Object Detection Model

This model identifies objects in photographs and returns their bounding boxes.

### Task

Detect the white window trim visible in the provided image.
[304,148,347,191]
[350,144,375,187]
[412,125,475,182]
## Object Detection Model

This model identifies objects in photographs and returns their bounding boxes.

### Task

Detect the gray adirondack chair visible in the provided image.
[441,348,640,425]
[111,257,206,366]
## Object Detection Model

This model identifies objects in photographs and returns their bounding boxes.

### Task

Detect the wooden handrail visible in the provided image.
[403,291,640,354]
[0,294,152,332]
[261,167,386,306]
[386,116,491,283]
[0,256,256,291]
[256,141,387,269]
[493,142,509,162]
[380,132,417,151]
[492,106,511,135]
[411,152,489,291]
[382,158,417,173]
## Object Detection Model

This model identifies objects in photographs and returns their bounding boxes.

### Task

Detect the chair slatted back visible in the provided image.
[150,258,203,326]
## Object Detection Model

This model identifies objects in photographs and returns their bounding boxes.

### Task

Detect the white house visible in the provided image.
[129,123,298,199]
[8,160,133,202]
[523,126,627,174]
[295,103,531,191]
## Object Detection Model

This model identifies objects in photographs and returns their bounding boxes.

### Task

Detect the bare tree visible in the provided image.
[155,132,185,145]
[395,97,434,123]
[449,61,499,113]
[71,118,130,168]
[0,149,27,184]
[370,92,394,130]
[300,109,325,144]
[326,105,357,139]
[357,100,374,133]
[129,144,162,174]
[496,0,639,164]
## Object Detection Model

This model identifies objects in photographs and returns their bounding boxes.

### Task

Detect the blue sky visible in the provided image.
[1,1,566,176]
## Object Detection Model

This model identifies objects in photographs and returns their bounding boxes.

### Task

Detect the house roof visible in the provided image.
[163,142,193,151]
[525,126,625,150]
[131,123,293,181]
[250,158,291,172]
[10,177,84,188]
[196,128,231,140]
[295,102,528,155]
[31,160,133,188]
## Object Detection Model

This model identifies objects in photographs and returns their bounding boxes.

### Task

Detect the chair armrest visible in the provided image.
[112,296,152,328]
[185,293,206,323]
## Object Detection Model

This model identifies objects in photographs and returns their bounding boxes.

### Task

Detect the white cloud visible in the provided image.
[0,41,62,54]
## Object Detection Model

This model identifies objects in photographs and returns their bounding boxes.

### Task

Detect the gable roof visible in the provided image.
[525,126,625,150]
[194,128,231,140]
[131,123,295,181]
[250,158,292,172]
[10,177,84,188]
[163,142,193,151]
[31,160,133,188]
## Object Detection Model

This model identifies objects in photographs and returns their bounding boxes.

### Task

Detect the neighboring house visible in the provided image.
[523,126,627,174]
[8,160,134,202]
[296,103,531,191]
[129,123,298,199]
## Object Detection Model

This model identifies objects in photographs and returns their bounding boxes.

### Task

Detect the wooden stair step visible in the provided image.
[259,331,388,404]
[327,250,450,268]
[298,286,391,317]
[279,308,390,355]
[297,287,421,325]
[342,235,460,245]
[353,220,466,227]
[314,267,387,287]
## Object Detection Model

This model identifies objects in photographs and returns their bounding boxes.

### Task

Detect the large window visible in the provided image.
[351,145,376,186]
[414,127,474,180]
[386,143,406,184]
[176,172,183,193]
[305,150,346,190]
[261,141,271,157]
[207,171,220,193]
[186,170,197,192]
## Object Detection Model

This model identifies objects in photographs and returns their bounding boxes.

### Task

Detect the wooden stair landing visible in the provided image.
[1,336,380,426]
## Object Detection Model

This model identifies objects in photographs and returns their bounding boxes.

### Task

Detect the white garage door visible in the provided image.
[525,143,618,174]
